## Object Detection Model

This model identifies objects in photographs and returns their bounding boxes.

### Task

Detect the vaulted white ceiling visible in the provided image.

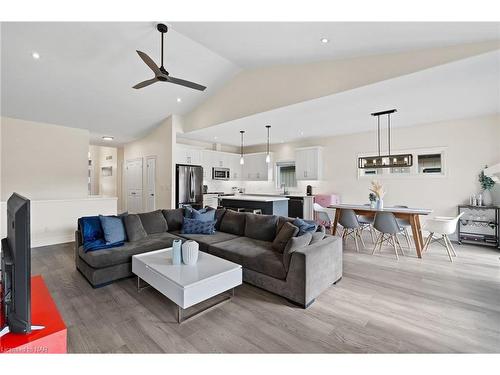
[1,22,499,146]
[0,22,240,145]
[171,22,500,67]
[180,50,500,146]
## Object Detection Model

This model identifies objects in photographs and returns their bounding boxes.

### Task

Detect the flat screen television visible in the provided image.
[1,193,31,336]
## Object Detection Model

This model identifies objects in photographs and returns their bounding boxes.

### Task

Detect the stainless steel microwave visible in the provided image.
[212,167,230,180]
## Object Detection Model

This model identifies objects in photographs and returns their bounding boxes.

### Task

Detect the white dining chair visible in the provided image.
[422,212,464,262]
[313,203,334,229]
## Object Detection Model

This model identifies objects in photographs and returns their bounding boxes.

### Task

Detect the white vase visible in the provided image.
[376,199,384,210]
[482,189,493,206]
[182,240,199,265]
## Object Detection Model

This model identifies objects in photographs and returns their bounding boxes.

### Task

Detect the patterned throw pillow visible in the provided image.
[184,206,216,222]
[181,217,216,235]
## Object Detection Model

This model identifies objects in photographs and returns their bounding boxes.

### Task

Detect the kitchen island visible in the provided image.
[218,195,289,216]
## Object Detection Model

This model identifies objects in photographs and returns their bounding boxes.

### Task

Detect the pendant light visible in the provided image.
[239,130,245,165]
[265,125,271,163]
[358,109,413,169]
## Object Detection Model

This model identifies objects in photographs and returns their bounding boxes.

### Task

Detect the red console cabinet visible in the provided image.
[1,275,67,354]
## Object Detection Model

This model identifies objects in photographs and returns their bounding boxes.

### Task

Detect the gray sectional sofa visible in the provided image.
[75,208,342,308]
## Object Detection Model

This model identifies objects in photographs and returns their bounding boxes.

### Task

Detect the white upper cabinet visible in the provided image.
[176,145,271,181]
[227,153,242,180]
[200,149,243,181]
[175,146,202,166]
[295,147,323,180]
[242,153,273,181]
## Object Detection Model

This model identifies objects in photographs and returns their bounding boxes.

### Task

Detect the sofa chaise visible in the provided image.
[75,208,342,308]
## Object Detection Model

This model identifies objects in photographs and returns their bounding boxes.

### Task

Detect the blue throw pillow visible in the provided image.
[181,217,216,235]
[184,207,216,222]
[293,218,318,236]
[99,215,127,244]
[192,208,216,222]
[79,216,104,242]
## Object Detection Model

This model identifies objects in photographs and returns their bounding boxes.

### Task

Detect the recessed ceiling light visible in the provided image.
[320,38,329,44]
[176,98,182,102]
[102,136,114,141]
[299,130,304,136]
[32,51,40,60]
[214,136,218,140]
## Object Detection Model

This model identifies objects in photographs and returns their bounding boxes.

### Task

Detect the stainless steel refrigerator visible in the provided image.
[176,164,203,209]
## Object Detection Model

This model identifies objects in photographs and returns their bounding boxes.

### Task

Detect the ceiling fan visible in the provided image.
[133,24,206,91]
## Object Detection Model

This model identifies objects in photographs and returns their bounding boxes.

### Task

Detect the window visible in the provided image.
[418,153,442,174]
[276,162,297,188]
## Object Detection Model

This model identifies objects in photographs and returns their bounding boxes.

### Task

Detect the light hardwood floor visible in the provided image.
[31,235,500,353]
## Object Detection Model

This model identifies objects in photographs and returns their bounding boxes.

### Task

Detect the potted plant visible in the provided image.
[478,166,499,206]
[369,192,377,208]
[369,180,386,210]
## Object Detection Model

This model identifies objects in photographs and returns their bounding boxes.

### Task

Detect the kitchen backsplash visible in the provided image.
[204,178,328,195]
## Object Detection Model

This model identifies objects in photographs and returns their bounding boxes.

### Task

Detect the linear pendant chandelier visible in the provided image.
[358,109,413,169]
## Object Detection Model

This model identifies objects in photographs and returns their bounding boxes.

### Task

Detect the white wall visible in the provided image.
[244,114,500,219]
[1,197,117,247]
[1,117,89,201]
[0,117,117,247]
[123,116,177,210]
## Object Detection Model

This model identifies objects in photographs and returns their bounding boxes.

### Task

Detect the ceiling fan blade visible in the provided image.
[136,50,162,76]
[132,78,159,89]
[167,76,207,91]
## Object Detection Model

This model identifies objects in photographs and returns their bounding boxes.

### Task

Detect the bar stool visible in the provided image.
[372,212,405,260]
[339,209,365,252]
[227,207,246,212]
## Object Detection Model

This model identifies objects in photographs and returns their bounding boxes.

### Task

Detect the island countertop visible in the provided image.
[218,195,289,202]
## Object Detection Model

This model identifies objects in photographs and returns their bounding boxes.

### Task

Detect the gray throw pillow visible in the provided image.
[272,222,299,253]
[219,210,247,236]
[162,209,184,231]
[138,210,168,234]
[245,214,278,242]
[310,225,326,244]
[123,214,148,242]
[215,208,226,230]
[283,232,313,272]
[276,216,295,233]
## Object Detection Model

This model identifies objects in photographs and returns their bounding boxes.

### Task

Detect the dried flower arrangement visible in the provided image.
[369,180,386,200]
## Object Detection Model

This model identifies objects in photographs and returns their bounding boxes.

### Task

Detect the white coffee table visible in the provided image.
[132,248,242,323]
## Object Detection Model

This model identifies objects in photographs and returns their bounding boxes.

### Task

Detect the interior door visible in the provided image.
[146,157,156,212]
[126,158,143,213]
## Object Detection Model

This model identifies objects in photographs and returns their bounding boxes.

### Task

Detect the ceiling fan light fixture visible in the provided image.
[132,24,207,91]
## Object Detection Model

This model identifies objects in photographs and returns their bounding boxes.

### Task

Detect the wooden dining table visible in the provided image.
[328,204,433,258]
